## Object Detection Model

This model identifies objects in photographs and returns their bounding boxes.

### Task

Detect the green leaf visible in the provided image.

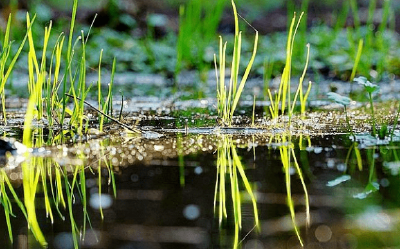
[327,92,351,106]
[354,76,379,93]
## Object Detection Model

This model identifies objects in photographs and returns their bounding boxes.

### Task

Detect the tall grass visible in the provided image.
[291,44,311,116]
[215,0,258,126]
[99,58,116,132]
[267,12,311,121]
[1,0,119,246]
[46,34,65,128]
[21,0,110,136]
[0,0,97,138]
[61,0,78,127]
[26,14,52,121]
[0,14,35,124]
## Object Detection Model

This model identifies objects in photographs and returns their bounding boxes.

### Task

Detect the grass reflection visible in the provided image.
[275,134,310,246]
[214,135,259,248]
[0,134,116,248]
[0,169,28,244]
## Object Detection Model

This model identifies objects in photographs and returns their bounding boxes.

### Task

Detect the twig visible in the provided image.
[65,93,140,133]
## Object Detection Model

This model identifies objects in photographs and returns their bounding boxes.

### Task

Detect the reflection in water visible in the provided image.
[275,134,310,246]
[345,141,363,172]
[1,131,314,247]
[0,133,116,248]
[4,129,400,247]
[214,135,259,248]
[342,140,379,198]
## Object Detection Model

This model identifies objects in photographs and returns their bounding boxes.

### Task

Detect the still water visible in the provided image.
[0,131,399,249]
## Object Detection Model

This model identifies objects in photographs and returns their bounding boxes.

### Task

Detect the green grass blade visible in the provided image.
[291,43,310,115]
[230,31,258,119]
[350,39,363,82]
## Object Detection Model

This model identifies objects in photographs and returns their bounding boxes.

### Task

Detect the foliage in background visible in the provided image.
[0,0,398,93]
[176,0,226,83]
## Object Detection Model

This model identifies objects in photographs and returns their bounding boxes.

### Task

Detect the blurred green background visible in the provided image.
[1,0,400,82]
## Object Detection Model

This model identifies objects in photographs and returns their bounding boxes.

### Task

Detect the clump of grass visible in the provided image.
[214,0,258,126]
[21,0,111,137]
[26,13,52,121]
[46,34,65,129]
[10,0,118,246]
[98,58,116,132]
[291,43,312,117]
[0,14,34,124]
[267,12,312,122]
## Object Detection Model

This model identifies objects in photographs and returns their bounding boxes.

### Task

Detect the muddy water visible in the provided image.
[1,124,400,249]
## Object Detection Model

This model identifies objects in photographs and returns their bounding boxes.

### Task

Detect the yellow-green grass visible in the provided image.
[215,0,258,126]
[267,12,312,122]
